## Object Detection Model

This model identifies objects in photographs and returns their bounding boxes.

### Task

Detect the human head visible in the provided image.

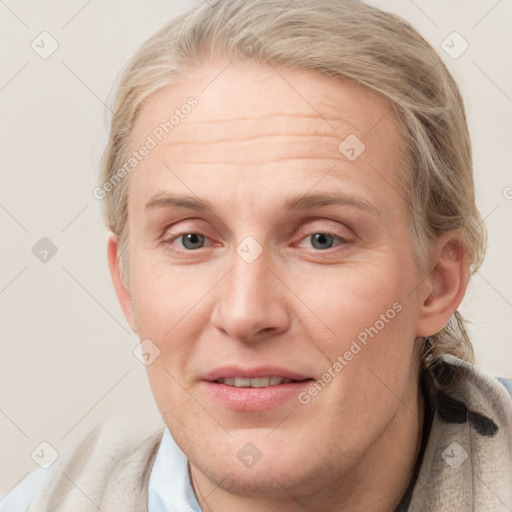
[102,1,486,508]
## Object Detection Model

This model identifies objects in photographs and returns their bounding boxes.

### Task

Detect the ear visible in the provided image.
[416,234,469,338]
[107,234,138,335]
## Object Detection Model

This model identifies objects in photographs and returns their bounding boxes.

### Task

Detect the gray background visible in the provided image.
[1,0,511,495]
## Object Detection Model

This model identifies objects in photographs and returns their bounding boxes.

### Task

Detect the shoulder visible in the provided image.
[27,416,166,512]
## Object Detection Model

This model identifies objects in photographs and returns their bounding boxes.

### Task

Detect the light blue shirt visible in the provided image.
[0,467,48,512]
[147,428,202,511]
[0,428,202,512]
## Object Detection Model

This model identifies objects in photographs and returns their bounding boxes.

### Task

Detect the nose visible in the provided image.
[210,242,290,342]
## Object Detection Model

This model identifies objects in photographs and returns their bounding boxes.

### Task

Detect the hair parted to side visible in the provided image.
[100,0,486,372]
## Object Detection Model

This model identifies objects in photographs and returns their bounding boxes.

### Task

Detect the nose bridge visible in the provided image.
[231,244,269,302]
[227,243,274,318]
[211,239,289,341]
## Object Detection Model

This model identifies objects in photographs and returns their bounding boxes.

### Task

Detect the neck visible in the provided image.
[190,380,425,512]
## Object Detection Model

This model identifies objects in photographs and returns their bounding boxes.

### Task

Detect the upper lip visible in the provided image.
[202,366,313,382]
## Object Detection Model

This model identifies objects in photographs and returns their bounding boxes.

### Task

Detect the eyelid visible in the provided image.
[294,218,354,241]
[161,218,214,242]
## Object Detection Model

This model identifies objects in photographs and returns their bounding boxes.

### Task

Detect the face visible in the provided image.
[118,59,428,501]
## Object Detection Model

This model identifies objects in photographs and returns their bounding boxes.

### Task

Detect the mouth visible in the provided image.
[201,366,315,411]
[215,376,304,387]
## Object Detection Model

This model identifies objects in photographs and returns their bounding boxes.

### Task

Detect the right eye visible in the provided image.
[165,232,208,251]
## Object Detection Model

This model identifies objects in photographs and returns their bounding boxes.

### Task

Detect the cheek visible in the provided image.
[297,256,411,335]
[299,267,419,438]
[145,364,210,448]
[295,254,420,400]
[130,252,213,337]
[129,260,222,409]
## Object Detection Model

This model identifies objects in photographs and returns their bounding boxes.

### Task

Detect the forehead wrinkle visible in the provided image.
[132,109,366,148]
[154,130,345,149]
[131,79,385,151]
[150,158,343,170]
[145,139,347,169]
[130,120,371,173]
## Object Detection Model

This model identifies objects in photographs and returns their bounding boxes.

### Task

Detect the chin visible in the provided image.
[195,456,315,499]
[188,432,342,500]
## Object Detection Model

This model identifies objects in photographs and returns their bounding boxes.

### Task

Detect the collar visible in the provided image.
[148,428,202,512]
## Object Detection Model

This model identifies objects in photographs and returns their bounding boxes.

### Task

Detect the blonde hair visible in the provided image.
[100,0,486,370]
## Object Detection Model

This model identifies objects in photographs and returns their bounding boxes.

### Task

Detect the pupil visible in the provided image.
[312,233,333,249]
[183,233,204,249]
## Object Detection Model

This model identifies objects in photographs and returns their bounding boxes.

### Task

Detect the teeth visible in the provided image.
[250,377,270,388]
[218,376,293,387]
[234,377,251,387]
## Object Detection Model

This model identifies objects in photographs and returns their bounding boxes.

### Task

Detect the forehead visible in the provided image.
[127,59,407,216]
[132,58,399,143]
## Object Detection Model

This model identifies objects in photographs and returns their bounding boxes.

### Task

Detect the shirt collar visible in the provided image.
[148,428,202,512]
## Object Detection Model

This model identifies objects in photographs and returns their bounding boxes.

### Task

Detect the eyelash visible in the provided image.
[163,229,350,253]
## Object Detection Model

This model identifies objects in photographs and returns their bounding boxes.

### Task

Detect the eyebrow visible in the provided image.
[144,191,379,216]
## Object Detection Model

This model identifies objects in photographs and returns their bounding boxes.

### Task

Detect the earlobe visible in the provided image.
[107,234,138,335]
[416,234,469,338]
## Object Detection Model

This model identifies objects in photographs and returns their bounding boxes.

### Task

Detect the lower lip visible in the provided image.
[201,380,313,411]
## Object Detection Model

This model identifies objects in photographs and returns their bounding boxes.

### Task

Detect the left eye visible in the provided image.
[299,232,347,250]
